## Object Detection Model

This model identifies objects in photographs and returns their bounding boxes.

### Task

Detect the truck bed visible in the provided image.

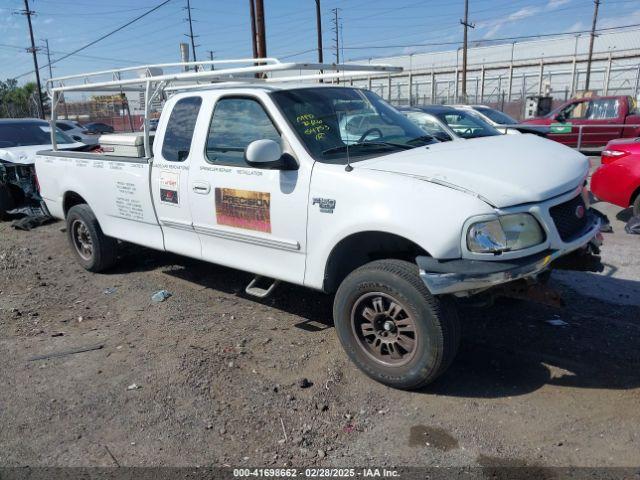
[36,150,165,251]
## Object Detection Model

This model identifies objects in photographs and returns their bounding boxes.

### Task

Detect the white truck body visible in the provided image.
[34,60,601,389]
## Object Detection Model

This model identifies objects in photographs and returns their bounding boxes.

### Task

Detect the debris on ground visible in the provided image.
[11,214,54,231]
[27,343,104,361]
[103,287,117,295]
[546,317,569,327]
[151,290,172,303]
[126,383,141,391]
[298,378,313,389]
[624,215,640,234]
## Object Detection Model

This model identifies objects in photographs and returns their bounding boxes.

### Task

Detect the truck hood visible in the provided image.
[359,134,588,208]
[0,143,83,165]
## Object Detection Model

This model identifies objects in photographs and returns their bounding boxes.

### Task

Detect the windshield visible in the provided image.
[0,122,75,148]
[474,107,517,125]
[431,110,501,139]
[271,87,435,164]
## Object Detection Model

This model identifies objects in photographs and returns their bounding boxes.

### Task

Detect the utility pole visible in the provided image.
[331,8,340,64]
[42,39,53,79]
[255,0,267,58]
[249,0,258,59]
[208,50,215,71]
[315,0,323,64]
[184,0,198,64]
[17,0,45,119]
[584,0,600,92]
[460,0,475,103]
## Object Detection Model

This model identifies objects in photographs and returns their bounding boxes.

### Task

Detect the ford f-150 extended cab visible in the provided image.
[35,60,601,390]
[522,95,640,150]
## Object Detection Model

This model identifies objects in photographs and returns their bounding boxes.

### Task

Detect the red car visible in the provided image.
[591,138,640,216]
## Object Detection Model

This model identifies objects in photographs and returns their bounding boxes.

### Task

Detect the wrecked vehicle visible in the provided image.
[0,119,83,219]
[36,60,602,390]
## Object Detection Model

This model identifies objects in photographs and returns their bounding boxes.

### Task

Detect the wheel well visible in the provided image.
[63,191,87,216]
[323,231,429,293]
[631,186,640,206]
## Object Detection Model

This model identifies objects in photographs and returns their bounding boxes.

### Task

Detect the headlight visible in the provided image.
[467,214,544,253]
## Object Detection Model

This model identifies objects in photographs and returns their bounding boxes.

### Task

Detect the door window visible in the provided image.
[560,100,589,120]
[161,96,202,162]
[206,97,280,167]
[587,98,619,120]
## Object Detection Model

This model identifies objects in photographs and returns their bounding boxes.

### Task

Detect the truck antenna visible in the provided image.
[345,108,353,172]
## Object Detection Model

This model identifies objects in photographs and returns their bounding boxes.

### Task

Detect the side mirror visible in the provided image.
[556,113,565,123]
[245,139,297,170]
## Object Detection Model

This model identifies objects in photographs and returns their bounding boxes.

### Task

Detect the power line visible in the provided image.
[13,0,173,80]
[339,23,640,51]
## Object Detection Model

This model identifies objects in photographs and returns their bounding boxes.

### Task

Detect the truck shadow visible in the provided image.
[426,277,640,398]
[115,246,640,398]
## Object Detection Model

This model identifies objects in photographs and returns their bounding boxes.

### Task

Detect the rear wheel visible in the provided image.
[333,259,460,390]
[66,204,118,272]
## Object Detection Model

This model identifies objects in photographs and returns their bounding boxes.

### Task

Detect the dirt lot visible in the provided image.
[0,199,639,469]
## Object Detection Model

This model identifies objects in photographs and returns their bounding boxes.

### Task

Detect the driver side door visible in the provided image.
[188,93,310,284]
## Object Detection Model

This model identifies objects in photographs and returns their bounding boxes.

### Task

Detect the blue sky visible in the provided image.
[1,0,639,84]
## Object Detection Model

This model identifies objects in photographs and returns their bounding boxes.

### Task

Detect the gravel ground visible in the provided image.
[0,198,639,469]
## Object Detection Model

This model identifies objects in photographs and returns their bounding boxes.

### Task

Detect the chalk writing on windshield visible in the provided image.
[296,113,330,140]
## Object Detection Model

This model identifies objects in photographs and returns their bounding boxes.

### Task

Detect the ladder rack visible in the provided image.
[47,58,403,155]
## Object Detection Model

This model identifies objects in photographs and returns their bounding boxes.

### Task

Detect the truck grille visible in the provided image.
[549,194,588,241]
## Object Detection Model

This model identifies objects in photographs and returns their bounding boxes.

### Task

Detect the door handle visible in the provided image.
[192,182,211,194]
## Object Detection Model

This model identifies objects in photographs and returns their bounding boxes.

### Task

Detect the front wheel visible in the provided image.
[333,259,460,390]
[66,204,118,272]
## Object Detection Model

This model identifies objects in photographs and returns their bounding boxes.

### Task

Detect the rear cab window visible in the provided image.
[161,96,203,162]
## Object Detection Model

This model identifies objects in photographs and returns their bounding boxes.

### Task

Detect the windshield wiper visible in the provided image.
[322,141,412,156]
[406,135,435,145]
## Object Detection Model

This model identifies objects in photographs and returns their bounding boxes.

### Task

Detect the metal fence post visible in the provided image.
[507,64,513,102]
[537,59,544,96]
[570,56,577,97]
[635,65,640,97]
[387,74,392,102]
[408,70,413,106]
[604,52,612,95]
[480,66,485,103]
[430,71,435,103]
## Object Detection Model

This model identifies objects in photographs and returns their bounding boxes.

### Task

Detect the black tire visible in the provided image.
[633,193,640,217]
[66,204,118,272]
[333,259,460,390]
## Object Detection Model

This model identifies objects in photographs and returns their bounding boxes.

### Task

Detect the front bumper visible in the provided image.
[417,210,601,295]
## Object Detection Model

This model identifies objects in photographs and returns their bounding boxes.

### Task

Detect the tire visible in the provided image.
[333,259,460,390]
[633,193,640,217]
[66,204,118,272]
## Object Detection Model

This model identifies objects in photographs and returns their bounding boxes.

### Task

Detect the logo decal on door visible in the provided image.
[215,188,271,233]
[159,171,179,205]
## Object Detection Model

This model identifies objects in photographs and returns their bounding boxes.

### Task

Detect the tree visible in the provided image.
[0,80,48,118]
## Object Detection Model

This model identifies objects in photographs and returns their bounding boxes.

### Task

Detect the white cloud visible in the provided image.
[480,6,541,39]
[547,0,571,10]
[44,18,54,25]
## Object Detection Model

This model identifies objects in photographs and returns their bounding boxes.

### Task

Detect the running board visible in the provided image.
[245,276,280,299]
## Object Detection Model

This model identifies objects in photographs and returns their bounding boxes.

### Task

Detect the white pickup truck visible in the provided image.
[36,61,601,390]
